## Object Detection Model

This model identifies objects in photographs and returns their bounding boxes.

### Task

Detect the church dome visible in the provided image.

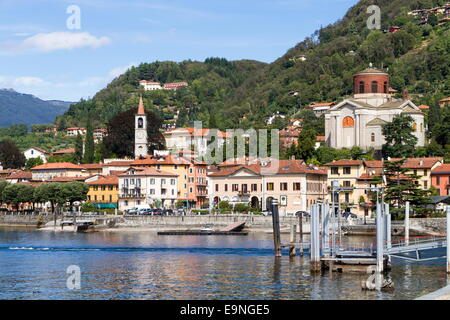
[353,67,390,95]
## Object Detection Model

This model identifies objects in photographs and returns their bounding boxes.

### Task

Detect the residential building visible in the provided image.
[87,175,119,209]
[101,160,133,175]
[163,127,230,156]
[130,154,208,208]
[30,162,88,181]
[139,80,162,91]
[440,97,450,108]
[66,127,86,136]
[163,82,188,90]
[325,67,426,152]
[431,164,450,196]
[4,170,32,184]
[208,159,327,215]
[23,147,49,163]
[118,167,178,211]
[308,102,336,117]
[80,163,104,175]
[93,129,108,142]
[392,157,443,190]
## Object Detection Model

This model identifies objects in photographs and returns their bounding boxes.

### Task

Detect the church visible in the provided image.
[135,96,148,158]
[324,67,426,152]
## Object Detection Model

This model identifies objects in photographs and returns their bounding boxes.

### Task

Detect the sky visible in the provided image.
[0,0,359,101]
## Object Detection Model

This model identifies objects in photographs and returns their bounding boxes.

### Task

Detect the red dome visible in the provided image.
[353,68,390,95]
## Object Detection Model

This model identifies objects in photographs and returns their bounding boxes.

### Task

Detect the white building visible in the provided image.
[66,127,86,136]
[118,167,178,211]
[325,67,426,152]
[139,80,162,91]
[163,128,230,156]
[135,97,148,158]
[23,147,49,163]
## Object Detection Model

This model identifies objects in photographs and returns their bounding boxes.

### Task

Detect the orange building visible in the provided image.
[431,164,450,196]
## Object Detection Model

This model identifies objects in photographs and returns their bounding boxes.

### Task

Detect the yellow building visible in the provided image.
[87,175,119,209]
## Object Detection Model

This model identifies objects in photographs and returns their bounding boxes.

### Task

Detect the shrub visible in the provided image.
[218,201,231,210]
[233,203,250,213]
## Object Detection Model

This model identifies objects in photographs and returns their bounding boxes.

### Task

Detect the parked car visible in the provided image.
[125,208,138,215]
[152,209,163,216]
[261,211,272,216]
[162,209,174,215]
[343,211,358,219]
[295,211,310,217]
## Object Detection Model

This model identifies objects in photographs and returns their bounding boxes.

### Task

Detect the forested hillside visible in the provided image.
[58,0,449,133]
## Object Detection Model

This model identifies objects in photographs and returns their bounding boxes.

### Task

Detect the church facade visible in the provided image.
[324,68,426,152]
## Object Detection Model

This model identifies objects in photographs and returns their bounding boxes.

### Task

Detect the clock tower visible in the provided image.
[135,96,148,158]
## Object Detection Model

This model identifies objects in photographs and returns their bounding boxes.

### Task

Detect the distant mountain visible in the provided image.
[0,89,73,127]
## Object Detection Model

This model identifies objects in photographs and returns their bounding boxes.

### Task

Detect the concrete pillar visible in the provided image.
[405,201,410,246]
[310,204,321,272]
[385,203,391,250]
[447,206,450,274]
[376,200,384,273]
[289,223,296,258]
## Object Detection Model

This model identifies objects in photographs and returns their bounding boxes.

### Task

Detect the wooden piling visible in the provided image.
[289,224,296,257]
[299,214,304,256]
[271,199,282,257]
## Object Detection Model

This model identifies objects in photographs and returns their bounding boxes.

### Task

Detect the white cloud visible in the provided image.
[21,32,111,52]
[0,76,48,87]
[0,32,111,54]
[109,62,138,78]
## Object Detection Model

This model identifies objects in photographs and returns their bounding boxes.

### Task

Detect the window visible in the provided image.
[94,186,98,191]
[424,181,428,189]
[172,189,174,195]
[150,178,155,185]
[280,183,288,191]
[241,184,248,193]
[138,117,143,128]
[225,184,228,192]
[190,187,193,192]
[383,81,388,93]
[150,189,155,195]
[343,181,351,187]
[293,183,301,191]
[342,116,355,128]
[437,176,440,185]
[215,184,219,192]
[109,195,112,202]
[345,193,350,203]
[371,81,378,93]
[371,133,375,142]
[267,183,274,191]
[94,195,97,201]
[125,200,128,206]
[420,123,423,132]
[414,170,417,176]
[251,184,258,192]
[124,179,129,186]
[174,165,178,169]
[161,179,166,185]
[109,186,113,191]
[232,184,239,192]
[171,179,176,185]
[102,195,105,201]
[343,167,351,174]
[136,179,141,187]
[424,169,428,176]
[331,167,339,175]
[101,186,106,191]
[137,200,140,205]
[189,168,193,173]
[359,81,365,93]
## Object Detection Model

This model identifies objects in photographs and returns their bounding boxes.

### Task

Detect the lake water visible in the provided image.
[0,227,448,300]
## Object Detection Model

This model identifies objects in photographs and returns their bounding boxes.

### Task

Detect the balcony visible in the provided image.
[118,193,146,199]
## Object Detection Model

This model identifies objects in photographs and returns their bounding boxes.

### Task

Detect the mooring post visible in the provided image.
[405,201,410,246]
[299,213,304,256]
[376,198,384,274]
[271,199,282,257]
[310,204,321,272]
[385,203,391,250]
[289,223,296,257]
[447,206,450,274]
[322,203,330,256]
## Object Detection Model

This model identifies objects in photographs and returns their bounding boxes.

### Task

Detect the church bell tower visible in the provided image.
[135,96,148,158]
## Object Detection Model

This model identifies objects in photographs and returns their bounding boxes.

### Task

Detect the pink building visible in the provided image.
[431,164,450,196]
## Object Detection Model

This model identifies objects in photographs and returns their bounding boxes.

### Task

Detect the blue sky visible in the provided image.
[0,0,358,101]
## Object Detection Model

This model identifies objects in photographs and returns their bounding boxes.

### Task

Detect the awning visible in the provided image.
[94,203,118,209]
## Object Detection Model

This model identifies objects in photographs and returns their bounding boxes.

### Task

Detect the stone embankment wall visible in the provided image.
[0,214,53,227]
[410,218,447,235]
[118,215,310,232]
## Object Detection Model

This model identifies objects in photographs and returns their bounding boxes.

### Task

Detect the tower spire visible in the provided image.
[137,96,145,115]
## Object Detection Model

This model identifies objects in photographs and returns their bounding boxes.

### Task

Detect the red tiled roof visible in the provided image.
[119,167,177,177]
[137,96,145,115]
[80,164,103,170]
[5,170,32,180]
[31,162,85,170]
[432,164,450,174]
[25,146,49,154]
[52,148,75,155]
[87,175,118,185]
[163,127,231,138]
[389,157,443,169]
[440,97,450,102]
[109,170,126,176]
[308,102,335,108]
[364,160,384,168]
[316,136,325,142]
[418,105,429,110]
[130,155,191,166]
[104,161,133,167]
[325,159,363,166]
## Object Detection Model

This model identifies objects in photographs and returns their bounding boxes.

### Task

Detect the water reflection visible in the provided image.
[0,228,447,300]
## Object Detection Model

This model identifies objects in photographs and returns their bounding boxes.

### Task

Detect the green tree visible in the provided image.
[60,182,89,212]
[382,115,418,159]
[25,157,43,171]
[383,159,431,218]
[0,140,26,169]
[74,133,84,164]
[83,118,95,163]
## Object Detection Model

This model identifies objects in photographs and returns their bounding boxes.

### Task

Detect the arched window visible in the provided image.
[138,117,144,128]
[412,123,417,132]
[371,133,375,142]
[383,81,388,93]
[420,123,423,132]
[359,81,365,93]
[371,81,378,93]
[342,116,355,128]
